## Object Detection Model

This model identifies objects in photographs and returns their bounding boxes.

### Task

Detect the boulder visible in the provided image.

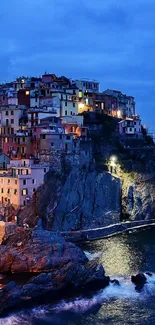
[146,272,153,277]
[131,273,147,291]
[0,228,110,314]
[110,279,120,286]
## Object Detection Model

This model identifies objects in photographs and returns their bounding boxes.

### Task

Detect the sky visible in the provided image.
[0,0,155,132]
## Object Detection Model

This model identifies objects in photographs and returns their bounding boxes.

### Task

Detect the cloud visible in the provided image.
[0,0,155,128]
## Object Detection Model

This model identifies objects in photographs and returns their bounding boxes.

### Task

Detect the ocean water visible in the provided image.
[1,228,155,325]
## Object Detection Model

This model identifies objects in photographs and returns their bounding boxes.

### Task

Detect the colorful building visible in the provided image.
[0,159,49,208]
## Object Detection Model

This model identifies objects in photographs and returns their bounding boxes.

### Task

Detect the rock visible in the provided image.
[135,284,145,292]
[146,272,153,276]
[110,279,120,286]
[131,273,147,290]
[18,169,121,231]
[0,228,110,314]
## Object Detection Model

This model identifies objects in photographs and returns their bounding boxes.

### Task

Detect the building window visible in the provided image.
[44,168,46,173]
[60,135,62,139]
[43,134,46,139]
[4,137,8,143]
[66,135,70,140]
[22,189,28,196]
[11,119,14,124]
[73,103,75,107]
[70,111,73,115]
[23,137,25,143]
[33,188,36,192]
[23,179,26,185]
[8,179,10,184]
[6,111,8,116]
[7,189,10,194]
[65,102,67,107]
[11,111,14,115]
[1,189,3,194]
[130,128,132,131]
[15,180,17,185]
[65,110,67,115]
[14,189,17,195]
[51,142,54,147]
[32,179,36,184]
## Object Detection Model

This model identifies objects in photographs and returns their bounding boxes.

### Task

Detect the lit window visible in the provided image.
[26,91,30,95]
[22,189,28,196]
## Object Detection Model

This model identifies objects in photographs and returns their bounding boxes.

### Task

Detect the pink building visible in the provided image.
[0,159,49,208]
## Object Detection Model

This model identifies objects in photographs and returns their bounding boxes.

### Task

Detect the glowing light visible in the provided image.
[79,103,84,109]
[117,110,121,118]
[111,156,117,164]
[26,91,30,95]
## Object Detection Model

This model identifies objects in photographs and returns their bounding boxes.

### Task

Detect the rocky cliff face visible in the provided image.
[18,164,155,231]
[121,172,155,221]
[40,169,121,231]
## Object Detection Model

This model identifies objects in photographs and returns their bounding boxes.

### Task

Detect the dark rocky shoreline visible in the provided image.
[0,226,151,316]
[0,227,110,315]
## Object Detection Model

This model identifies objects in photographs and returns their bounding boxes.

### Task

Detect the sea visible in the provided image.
[1,228,155,325]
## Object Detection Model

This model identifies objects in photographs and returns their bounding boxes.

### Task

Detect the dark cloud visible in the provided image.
[0,0,155,129]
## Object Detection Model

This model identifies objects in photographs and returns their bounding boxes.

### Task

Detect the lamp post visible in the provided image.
[110,156,117,174]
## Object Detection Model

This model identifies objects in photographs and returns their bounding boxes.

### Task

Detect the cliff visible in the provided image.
[121,172,155,221]
[18,156,155,230]
[32,169,121,231]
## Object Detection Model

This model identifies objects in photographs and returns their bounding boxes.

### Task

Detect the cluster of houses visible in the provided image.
[0,73,143,216]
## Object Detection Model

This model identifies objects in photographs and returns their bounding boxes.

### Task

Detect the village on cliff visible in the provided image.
[0,73,153,228]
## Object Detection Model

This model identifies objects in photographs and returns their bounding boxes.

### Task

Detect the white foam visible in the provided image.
[84,251,103,261]
[0,315,31,325]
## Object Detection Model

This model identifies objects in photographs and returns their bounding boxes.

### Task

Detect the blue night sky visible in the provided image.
[0,0,155,131]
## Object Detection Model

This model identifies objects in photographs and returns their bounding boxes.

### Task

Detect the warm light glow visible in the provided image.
[26,91,30,95]
[117,110,121,118]
[79,91,83,98]
[79,103,84,109]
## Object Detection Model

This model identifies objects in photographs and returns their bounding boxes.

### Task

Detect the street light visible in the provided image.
[111,156,117,164]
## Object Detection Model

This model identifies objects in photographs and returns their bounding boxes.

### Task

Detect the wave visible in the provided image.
[84,251,103,260]
[1,272,155,323]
